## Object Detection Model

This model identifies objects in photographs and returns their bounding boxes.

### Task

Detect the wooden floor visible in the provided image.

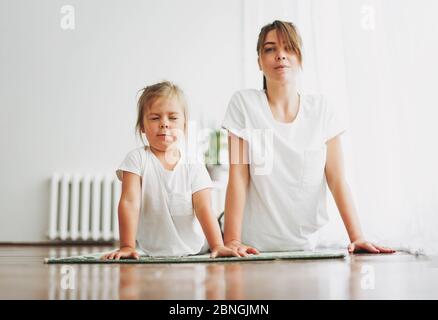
[0,245,437,299]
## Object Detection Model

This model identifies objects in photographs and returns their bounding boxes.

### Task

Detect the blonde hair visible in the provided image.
[256,20,303,89]
[135,81,188,146]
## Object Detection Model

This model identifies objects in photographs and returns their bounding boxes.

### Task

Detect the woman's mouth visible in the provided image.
[157,133,174,141]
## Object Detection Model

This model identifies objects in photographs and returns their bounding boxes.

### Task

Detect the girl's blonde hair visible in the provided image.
[135,81,188,146]
[256,20,303,89]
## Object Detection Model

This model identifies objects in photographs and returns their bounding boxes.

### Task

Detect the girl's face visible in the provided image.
[258,29,301,86]
[141,97,186,152]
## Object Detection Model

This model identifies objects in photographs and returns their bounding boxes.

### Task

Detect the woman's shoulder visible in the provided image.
[301,92,325,105]
[230,89,264,102]
[228,89,265,113]
[300,93,330,117]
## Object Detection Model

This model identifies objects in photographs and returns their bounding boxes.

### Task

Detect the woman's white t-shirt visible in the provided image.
[222,89,346,251]
[116,146,212,257]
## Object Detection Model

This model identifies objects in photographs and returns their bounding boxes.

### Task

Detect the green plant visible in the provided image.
[204,129,227,166]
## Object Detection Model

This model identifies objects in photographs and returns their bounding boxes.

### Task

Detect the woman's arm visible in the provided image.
[192,189,238,258]
[223,132,259,256]
[325,136,395,254]
[102,171,141,260]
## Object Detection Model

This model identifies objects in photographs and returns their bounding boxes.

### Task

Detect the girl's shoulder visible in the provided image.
[124,146,149,171]
[124,146,148,159]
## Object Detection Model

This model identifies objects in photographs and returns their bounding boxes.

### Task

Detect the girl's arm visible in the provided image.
[101,171,141,260]
[325,136,395,254]
[223,133,259,256]
[192,189,238,258]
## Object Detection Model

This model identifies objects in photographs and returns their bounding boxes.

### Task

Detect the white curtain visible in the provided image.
[243,0,438,255]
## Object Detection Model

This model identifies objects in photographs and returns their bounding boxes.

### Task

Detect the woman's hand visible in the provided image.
[210,245,241,258]
[100,246,140,260]
[348,239,396,254]
[224,240,260,257]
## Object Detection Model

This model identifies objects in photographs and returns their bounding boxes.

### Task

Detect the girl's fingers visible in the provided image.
[222,248,240,257]
[102,250,142,260]
[210,250,218,258]
[348,243,355,253]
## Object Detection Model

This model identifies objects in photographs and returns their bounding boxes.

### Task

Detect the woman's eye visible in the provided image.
[264,47,274,53]
[170,117,178,120]
[150,118,159,120]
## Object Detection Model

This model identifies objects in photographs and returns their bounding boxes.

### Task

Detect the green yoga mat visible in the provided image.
[44,250,346,264]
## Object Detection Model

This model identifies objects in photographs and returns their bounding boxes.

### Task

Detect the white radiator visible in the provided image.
[49,174,121,241]
[48,173,227,242]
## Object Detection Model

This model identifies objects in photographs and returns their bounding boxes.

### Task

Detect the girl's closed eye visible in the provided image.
[264,47,275,53]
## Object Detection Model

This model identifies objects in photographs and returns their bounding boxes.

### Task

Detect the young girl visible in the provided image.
[222,20,396,256]
[102,81,236,259]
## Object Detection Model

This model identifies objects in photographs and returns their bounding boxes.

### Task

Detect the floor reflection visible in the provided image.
[44,247,436,299]
[117,263,246,300]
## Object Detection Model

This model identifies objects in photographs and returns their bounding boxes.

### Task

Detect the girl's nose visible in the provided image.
[160,123,169,129]
[276,55,286,61]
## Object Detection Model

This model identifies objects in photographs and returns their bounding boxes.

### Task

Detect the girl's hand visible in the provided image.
[348,239,396,254]
[100,246,140,260]
[224,240,260,257]
[210,245,240,258]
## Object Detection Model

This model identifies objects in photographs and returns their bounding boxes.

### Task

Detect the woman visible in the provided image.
[221,20,395,256]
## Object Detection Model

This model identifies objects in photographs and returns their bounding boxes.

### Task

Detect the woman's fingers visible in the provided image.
[349,242,379,253]
[247,247,260,255]
[363,242,380,253]
[238,247,248,257]
[231,250,240,257]
[210,250,218,258]
[374,245,396,253]
[349,241,396,254]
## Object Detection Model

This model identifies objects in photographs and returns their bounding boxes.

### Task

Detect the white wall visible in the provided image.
[0,0,243,242]
[3,0,438,253]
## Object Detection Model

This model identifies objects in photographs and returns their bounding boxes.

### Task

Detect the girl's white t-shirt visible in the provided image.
[222,89,346,251]
[116,146,212,257]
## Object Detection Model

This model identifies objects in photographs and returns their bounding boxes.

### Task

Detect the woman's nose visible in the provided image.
[160,123,169,129]
[276,55,286,61]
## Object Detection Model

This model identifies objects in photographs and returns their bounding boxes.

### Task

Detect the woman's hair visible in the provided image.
[135,81,188,146]
[256,20,303,90]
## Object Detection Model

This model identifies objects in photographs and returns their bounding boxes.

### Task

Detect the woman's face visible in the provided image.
[141,97,186,152]
[258,29,301,86]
